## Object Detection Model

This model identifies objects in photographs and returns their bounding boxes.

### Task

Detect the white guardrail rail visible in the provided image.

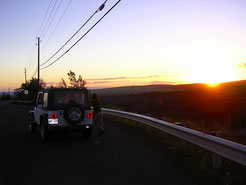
[102,108,246,166]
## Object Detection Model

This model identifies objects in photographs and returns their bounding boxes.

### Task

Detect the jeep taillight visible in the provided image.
[87,112,93,119]
[51,113,57,119]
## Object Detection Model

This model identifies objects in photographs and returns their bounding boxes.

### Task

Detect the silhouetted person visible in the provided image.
[91,93,104,135]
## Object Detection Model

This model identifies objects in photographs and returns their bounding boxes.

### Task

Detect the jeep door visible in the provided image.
[34,92,43,125]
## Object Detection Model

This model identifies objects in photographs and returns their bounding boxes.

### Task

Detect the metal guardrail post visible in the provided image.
[207,131,222,169]
[175,122,188,157]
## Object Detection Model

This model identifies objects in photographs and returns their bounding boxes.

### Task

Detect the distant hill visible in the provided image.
[89,83,205,96]
[90,80,246,96]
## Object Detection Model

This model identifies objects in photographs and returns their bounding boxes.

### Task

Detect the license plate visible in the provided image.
[48,119,58,124]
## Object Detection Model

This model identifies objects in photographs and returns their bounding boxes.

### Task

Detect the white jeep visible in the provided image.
[27,88,93,140]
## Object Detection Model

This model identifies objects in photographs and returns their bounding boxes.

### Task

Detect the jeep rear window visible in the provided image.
[53,91,89,108]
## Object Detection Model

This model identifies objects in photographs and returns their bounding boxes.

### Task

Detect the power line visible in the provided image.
[36,0,53,37]
[25,39,36,69]
[40,0,108,67]
[41,0,121,70]
[39,0,58,38]
[42,0,72,50]
[26,0,60,81]
[25,1,53,81]
[41,0,63,41]
[32,68,38,79]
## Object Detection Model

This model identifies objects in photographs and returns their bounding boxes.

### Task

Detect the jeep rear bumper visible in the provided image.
[47,124,93,132]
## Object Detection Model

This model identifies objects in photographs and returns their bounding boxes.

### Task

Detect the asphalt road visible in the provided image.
[0,100,10,107]
[0,102,219,185]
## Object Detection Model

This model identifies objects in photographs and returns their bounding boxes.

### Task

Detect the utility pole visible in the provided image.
[24,68,27,83]
[37,37,40,89]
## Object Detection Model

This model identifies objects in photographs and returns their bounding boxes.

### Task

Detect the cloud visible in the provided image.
[86,77,126,81]
[148,81,184,85]
[86,80,131,84]
[85,75,182,87]
[87,81,113,84]
[46,75,180,88]
[85,75,162,81]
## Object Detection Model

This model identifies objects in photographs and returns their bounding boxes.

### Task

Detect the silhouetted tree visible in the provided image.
[14,78,46,100]
[67,70,86,88]
[57,78,67,88]
[57,70,86,89]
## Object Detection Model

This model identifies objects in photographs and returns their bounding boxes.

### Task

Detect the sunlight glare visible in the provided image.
[179,43,240,84]
[207,82,219,87]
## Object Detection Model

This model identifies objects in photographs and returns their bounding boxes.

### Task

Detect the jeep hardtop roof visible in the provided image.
[40,88,88,93]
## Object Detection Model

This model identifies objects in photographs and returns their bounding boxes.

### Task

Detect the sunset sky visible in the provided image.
[0,0,246,91]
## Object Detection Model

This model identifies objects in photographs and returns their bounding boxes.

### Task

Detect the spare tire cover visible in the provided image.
[64,103,85,124]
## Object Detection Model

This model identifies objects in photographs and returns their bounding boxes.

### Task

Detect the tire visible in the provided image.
[27,114,36,133]
[40,119,48,141]
[81,128,92,139]
[64,103,85,124]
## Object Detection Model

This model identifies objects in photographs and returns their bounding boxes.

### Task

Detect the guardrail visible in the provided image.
[102,108,246,166]
[10,100,32,104]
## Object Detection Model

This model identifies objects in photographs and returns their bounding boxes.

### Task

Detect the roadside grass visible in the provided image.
[104,114,246,185]
[100,83,246,146]
[187,120,246,146]
[163,116,246,145]
[104,104,123,111]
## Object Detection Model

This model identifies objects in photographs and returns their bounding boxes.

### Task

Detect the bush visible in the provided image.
[0,93,11,100]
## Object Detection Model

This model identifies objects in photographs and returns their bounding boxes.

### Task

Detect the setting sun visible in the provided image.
[181,45,240,85]
[188,65,239,84]
[207,82,219,87]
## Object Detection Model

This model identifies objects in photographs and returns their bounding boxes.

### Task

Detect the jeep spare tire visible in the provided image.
[64,103,84,124]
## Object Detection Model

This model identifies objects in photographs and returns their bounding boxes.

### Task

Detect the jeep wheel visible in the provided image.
[81,128,92,139]
[28,115,36,133]
[40,120,48,141]
[64,103,85,124]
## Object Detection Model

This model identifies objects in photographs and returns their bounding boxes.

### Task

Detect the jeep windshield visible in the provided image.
[53,90,89,109]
